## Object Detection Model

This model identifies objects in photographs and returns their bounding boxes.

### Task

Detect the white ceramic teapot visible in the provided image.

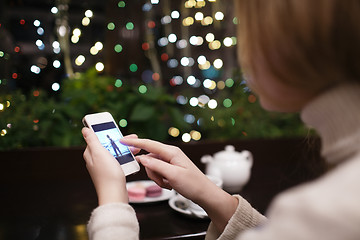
[201,145,253,193]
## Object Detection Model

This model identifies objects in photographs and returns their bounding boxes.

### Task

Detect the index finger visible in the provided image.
[120,138,179,162]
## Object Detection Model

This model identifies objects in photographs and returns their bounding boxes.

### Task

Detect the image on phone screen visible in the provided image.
[91,121,134,165]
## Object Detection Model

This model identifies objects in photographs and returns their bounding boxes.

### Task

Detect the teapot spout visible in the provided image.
[201,155,214,164]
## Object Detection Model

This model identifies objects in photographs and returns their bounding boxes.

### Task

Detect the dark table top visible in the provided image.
[133,200,210,240]
[0,138,325,239]
[0,178,210,240]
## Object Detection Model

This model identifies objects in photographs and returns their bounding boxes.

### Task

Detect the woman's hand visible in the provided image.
[121,137,207,200]
[120,137,239,232]
[82,127,130,205]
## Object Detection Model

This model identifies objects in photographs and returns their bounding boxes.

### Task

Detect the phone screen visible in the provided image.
[91,121,134,165]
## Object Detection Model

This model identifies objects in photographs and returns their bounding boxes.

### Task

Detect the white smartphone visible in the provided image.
[82,112,140,176]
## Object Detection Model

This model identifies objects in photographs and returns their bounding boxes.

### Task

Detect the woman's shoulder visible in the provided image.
[268,153,360,222]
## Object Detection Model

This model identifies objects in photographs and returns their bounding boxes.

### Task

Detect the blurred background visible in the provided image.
[0,0,306,150]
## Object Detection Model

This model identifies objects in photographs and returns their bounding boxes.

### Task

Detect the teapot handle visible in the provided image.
[242,150,253,168]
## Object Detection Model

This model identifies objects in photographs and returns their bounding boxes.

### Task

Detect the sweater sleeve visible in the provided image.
[87,202,139,240]
[205,195,267,240]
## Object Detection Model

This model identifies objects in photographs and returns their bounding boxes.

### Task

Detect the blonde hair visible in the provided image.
[236,0,360,94]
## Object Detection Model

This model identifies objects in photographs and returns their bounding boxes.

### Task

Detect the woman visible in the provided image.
[82,0,360,239]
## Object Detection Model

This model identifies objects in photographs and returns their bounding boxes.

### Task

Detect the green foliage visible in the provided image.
[0,68,308,151]
[61,68,189,141]
[0,90,81,149]
[0,68,190,150]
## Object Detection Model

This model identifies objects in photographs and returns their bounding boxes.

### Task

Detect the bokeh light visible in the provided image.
[171,11,180,19]
[71,35,79,44]
[205,33,215,42]
[182,133,191,142]
[217,81,225,90]
[195,12,204,21]
[31,65,41,74]
[90,46,99,55]
[95,62,105,72]
[115,79,123,88]
[201,16,213,26]
[37,27,44,35]
[161,16,172,24]
[33,20,41,27]
[182,17,194,26]
[51,7,58,14]
[53,60,61,68]
[82,17,90,26]
[118,1,126,8]
[107,22,116,30]
[167,59,178,68]
[213,59,223,69]
[75,55,86,66]
[168,127,180,137]
[138,85,147,94]
[85,10,93,18]
[225,78,234,87]
[223,98,232,108]
[176,95,187,105]
[223,37,233,47]
[214,11,224,20]
[176,39,187,49]
[209,40,221,50]
[198,95,210,107]
[184,114,196,124]
[119,119,127,127]
[168,33,177,43]
[52,82,60,91]
[1,129,7,137]
[126,22,134,30]
[190,130,201,141]
[189,97,199,107]
[129,63,138,72]
[208,99,218,109]
[187,76,196,85]
[95,42,103,51]
[248,94,257,103]
[114,44,123,53]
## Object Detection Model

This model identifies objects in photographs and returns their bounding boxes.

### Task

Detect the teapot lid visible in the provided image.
[213,145,243,160]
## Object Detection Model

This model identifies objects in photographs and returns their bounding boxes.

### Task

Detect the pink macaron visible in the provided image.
[145,184,163,198]
[128,186,146,201]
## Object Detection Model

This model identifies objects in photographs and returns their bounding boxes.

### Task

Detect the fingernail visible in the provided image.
[139,157,149,165]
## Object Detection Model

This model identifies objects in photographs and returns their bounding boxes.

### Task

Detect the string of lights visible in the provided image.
[1,0,268,144]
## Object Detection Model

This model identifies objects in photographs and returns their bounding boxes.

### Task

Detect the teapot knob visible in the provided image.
[225,145,235,151]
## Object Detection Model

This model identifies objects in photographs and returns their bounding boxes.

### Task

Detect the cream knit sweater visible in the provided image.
[88,83,360,240]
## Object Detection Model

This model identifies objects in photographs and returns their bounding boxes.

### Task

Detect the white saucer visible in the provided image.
[126,180,175,203]
[168,195,208,219]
